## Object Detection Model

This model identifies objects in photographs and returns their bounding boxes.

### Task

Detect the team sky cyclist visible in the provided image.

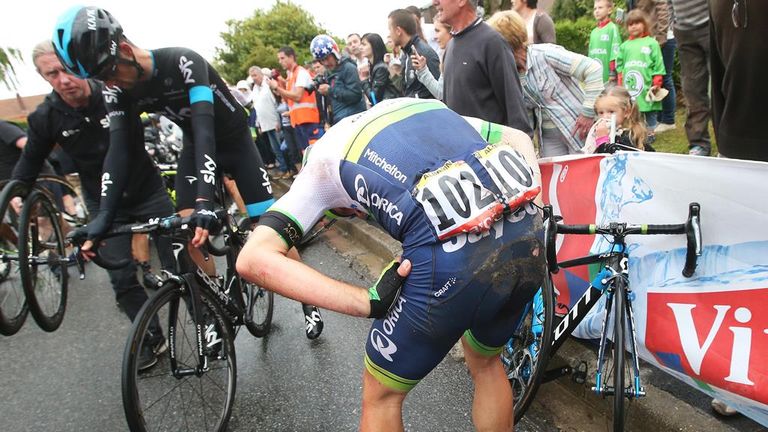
[52,6,324,339]
[237,97,546,431]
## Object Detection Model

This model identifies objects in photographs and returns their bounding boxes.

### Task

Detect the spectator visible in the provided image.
[667,0,710,156]
[250,66,288,176]
[584,86,650,152]
[388,8,441,99]
[275,97,300,178]
[360,33,402,105]
[388,57,405,95]
[310,60,332,129]
[488,10,603,156]
[635,0,675,134]
[709,0,768,162]
[512,0,556,44]
[269,46,322,153]
[411,18,452,100]
[310,35,366,125]
[589,0,622,83]
[436,0,532,134]
[617,9,666,144]
[346,33,370,81]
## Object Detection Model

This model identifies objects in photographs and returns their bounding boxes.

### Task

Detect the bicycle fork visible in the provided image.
[593,265,646,399]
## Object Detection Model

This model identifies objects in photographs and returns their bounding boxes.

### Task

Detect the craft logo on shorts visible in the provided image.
[646,288,768,404]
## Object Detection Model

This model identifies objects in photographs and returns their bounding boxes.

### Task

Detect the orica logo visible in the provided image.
[179,56,195,84]
[370,329,397,361]
[353,174,403,225]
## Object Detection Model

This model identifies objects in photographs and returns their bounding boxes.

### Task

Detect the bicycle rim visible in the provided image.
[18,190,68,332]
[503,272,555,421]
[611,281,627,431]
[122,283,236,432]
[243,279,274,337]
[0,181,30,335]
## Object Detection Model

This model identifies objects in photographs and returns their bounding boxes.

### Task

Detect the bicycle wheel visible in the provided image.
[611,276,627,431]
[122,282,237,432]
[242,277,274,337]
[502,271,555,421]
[0,180,29,336]
[35,174,89,228]
[18,190,68,332]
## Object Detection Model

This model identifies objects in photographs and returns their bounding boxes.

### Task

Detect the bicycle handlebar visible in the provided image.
[544,203,702,277]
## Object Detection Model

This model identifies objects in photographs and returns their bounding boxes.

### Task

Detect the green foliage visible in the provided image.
[215,0,331,84]
[552,0,629,21]
[0,46,24,91]
[554,17,594,55]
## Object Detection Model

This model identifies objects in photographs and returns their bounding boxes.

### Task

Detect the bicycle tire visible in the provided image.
[242,277,274,337]
[503,270,555,421]
[612,277,627,431]
[0,180,29,336]
[34,174,89,227]
[18,190,68,332]
[122,282,237,432]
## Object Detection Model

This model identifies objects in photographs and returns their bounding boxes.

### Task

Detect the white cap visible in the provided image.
[261,67,271,76]
[236,80,250,90]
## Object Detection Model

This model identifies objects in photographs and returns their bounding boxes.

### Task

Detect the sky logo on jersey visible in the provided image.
[354,174,403,226]
[102,85,122,104]
[200,154,216,185]
[646,288,768,404]
[100,172,113,197]
[178,56,195,84]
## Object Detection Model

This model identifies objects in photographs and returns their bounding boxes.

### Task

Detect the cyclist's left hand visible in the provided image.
[190,200,221,248]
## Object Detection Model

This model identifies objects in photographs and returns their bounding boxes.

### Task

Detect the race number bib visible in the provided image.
[414,144,540,240]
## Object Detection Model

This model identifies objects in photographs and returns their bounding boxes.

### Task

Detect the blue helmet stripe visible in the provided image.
[52,5,84,69]
[189,85,214,104]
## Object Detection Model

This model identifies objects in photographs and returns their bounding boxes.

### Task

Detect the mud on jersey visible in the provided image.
[264,98,540,249]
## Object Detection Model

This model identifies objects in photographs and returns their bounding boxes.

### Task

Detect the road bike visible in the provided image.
[502,203,702,430]
[119,186,273,431]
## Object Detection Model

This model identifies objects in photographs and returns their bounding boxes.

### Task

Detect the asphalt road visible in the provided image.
[0,235,562,432]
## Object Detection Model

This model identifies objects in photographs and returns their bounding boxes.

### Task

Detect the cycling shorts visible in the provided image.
[175,127,275,218]
[364,204,545,392]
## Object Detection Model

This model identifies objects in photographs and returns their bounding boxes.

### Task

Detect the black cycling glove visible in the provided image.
[368,260,406,319]
[67,213,111,246]
[191,200,221,234]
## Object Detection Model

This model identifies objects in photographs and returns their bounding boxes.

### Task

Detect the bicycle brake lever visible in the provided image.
[74,246,86,280]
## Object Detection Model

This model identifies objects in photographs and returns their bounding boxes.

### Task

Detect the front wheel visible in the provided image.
[502,271,555,421]
[18,190,68,332]
[611,277,627,431]
[122,282,237,432]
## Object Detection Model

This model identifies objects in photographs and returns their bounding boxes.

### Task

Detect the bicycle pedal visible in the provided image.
[572,360,588,384]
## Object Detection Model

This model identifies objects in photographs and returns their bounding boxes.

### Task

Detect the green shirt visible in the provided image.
[617,36,666,112]
[588,21,622,83]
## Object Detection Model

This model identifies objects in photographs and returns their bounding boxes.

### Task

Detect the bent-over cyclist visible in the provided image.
[237,98,546,430]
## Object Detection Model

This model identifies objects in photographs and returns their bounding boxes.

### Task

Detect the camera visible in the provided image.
[305,74,328,94]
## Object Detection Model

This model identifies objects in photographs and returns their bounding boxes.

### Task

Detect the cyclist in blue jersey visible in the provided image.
[237,98,545,430]
[52,6,324,339]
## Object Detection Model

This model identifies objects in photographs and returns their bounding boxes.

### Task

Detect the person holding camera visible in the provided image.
[388,9,440,99]
[309,35,367,126]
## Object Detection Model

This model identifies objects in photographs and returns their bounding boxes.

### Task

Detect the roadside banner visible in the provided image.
[541,152,768,425]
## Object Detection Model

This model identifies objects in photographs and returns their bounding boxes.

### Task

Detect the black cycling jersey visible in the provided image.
[12,80,163,210]
[0,120,25,180]
[102,47,250,210]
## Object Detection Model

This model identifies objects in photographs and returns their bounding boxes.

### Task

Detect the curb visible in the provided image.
[270,177,742,431]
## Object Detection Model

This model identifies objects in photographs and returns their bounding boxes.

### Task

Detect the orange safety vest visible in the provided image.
[285,64,320,127]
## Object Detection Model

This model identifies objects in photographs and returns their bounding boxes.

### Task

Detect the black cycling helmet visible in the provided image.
[52,6,122,79]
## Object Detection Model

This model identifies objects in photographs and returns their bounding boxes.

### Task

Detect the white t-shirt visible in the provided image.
[251,81,280,132]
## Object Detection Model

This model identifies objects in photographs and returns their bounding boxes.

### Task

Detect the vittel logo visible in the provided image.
[178,56,195,84]
[370,297,407,362]
[86,9,97,31]
[354,174,403,226]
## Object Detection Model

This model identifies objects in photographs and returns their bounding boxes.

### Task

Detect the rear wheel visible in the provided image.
[18,190,68,332]
[122,282,236,432]
[503,272,555,421]
[0,180,28,336]
[243,278,274,337]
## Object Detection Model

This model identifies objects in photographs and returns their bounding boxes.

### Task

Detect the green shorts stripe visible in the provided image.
[463,329,503,357]
[364,355,419,392]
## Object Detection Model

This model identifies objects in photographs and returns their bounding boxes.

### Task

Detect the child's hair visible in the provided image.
[595,0,614,6]
[625,9,650,32]
[595,86,647,149]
